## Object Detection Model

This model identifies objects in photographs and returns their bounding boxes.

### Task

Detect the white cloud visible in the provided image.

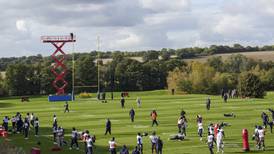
[255,0,274,15]
[0,0,274,57]
[109,30,141,49]
[214,15,253,36]
[139,0,191,12]
[16,20,28,32]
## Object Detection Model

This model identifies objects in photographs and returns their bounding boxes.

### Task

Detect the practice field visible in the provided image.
[0,90,274,154]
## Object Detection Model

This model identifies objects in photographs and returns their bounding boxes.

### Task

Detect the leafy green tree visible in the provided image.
[0,73,6,96]
[115,58,143,91]
[176,48,195,59]
[189,62,216,94]
[142,50,159,62]
[142,61,166,90]
[261,68,274,90]
[40,62,55,94]
[163,59,186,72]
[211,73,238,93]
[75,55,97,92]
[5,63,38,95]
[233,44,245,52]
[224,54,254,73]
[160,48,171,61]
[238,72,265,98]
[207,56,224,72]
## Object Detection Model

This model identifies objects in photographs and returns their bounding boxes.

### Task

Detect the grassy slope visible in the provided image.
[0,90,274,154]
[184,51,274,63]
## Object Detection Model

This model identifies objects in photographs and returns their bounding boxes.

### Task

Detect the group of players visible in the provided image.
[60,97,163,154]
[1,112,40,139]
[173,95,273,154]
[252,108,274,151]
[1,93,274,154]
[174,109,225,154]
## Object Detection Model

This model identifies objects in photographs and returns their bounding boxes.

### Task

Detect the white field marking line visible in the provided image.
[80,114,96,117]
[224,143,241,148]
[225,106,241,109]
[98,119,121,123]
[166,144,205,148]
[161,132,173,135]
[131,125,149,128]
[67,110,77,113]
[110,120,120,122]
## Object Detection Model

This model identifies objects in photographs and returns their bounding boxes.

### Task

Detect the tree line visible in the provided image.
[0,44,273,97]
[167,54,274,98]
[0,52,185,96]
[0,43,274,71]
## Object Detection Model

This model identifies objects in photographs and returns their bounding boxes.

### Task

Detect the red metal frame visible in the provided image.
[41,34,76,95]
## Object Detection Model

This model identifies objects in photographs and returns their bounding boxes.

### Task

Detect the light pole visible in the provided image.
[72,41,75,101]
[97,36,101,99]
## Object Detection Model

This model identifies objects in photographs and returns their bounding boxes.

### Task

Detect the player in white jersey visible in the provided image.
[207,133,215,154]
[136,97,141,108]
[86,135,93,154]
[109,137,117,154]
[252,125,259,149]
[137,133,143,153]
[70,127,79,150]
[23,118,29,139]
[208,123,214,136]
[53,114,57,128]
[57,126,64,147]
[30,113,34,127]
[198,122,204,141]
[216,129,224,153]
[177,116,183,133]
[11,116,16,133]
[82,130,89,153]
[258,126,265,150]
[149,131,158,154]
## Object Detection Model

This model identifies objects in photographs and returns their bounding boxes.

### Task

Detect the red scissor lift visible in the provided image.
[41,33,75,101]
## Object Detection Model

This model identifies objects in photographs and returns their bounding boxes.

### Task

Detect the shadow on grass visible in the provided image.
[6,126,137,154]
[0,102,14,108]
[228,147,274,153]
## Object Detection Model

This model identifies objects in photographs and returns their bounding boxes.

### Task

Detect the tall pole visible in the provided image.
[72,41,75,101]
[97,36,100,96]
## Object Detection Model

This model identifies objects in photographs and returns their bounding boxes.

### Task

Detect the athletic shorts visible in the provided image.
[152,143,156,149]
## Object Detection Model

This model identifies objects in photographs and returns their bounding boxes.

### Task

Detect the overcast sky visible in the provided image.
[0,0,274,57]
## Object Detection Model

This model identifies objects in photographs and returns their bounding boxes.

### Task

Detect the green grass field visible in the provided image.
[0,90,274,154]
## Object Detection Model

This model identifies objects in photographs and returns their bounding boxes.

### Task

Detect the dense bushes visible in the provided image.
[79,92,92,98]
[238,73,265,98]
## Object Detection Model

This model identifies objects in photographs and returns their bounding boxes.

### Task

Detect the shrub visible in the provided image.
[79,92,92,98]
